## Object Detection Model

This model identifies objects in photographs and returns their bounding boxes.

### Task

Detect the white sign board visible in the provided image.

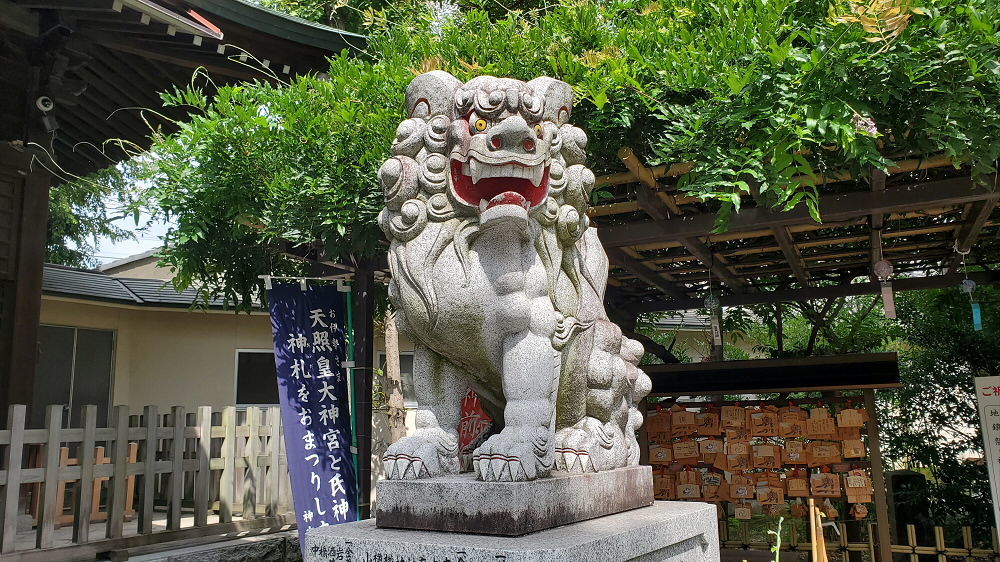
[975,376,1000,533]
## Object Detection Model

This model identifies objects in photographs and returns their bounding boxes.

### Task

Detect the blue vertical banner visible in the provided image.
[268,283,357,549]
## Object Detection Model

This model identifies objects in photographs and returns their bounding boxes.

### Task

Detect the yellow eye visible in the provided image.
[473,118,488,132]
[533,123,543,137]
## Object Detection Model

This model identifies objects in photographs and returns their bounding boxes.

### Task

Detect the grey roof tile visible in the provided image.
[43,264,245,309]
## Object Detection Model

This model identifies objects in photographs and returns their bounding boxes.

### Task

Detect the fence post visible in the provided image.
[219,406,236,523]
[138,405,158,535]
[167,406,185,530]
[105,405,129,539]
[73,405,97,544]
[0,404,26,554]
[266,406,280,517]
[35,404,62,548]
[194,406,211,527]
[243,407,259,519]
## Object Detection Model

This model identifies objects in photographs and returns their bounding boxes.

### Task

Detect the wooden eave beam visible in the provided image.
[625,270,1000,312]
[120,0,221,39]
[605,247,688,300]
[598,176,1000,249]
[77,31,260,80]
[0,0,40,36]
[945,199,997,274]
[18,0,123,12]
[74,20,176,36]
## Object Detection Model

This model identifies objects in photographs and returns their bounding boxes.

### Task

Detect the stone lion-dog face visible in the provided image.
[379,72,649,482]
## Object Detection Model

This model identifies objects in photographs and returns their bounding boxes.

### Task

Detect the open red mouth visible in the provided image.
[451,159,549,212]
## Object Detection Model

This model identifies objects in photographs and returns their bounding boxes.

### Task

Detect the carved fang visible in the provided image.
[530,164,544,187]
[470,159,485,183]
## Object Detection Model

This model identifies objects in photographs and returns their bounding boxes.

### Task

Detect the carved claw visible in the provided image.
[382,428,460,480]
[554,418,623,474]
[472,427,552,482]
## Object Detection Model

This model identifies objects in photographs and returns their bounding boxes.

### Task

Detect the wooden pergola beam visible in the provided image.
[623,270,1000,312]
[679,237,745,293]
[945,199,996,274]
[615,148,748,292]
[772,226,808,284]
[598,176,999,248]
[617,148,682,218]
[605,247,688,300]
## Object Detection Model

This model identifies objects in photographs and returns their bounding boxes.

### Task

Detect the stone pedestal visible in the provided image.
[375,466,653,536]
[305,501,719,562]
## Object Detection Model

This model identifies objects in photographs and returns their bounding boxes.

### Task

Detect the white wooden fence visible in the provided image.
[0,404,295,561]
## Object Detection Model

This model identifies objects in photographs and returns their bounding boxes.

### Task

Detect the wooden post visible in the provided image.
[0,405,26,554]
[105,405,129,539]
[194,406,211,527]
[167,406,185,530]
[73,405,97,543]
[243,407,259,519]
[89,447,111,522]
[138,405,158,534]
[352,263,376,518]
[1,148,51,413]
[219,405,236,523]
[35,405,62,548]
[266,406,281,517]
[864,388,892,562]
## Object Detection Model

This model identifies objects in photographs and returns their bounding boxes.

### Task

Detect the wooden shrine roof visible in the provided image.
[590,149,1000,313]
[0,0,364,180]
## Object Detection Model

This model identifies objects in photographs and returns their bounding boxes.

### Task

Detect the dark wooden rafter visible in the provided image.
[624,270,1000,313]
[773,226,808,284]
[590,148,1000,311]
[599,176,1000,248]
[679,236,746,292]
[945,199,996,274]
[616,148,746,294]
[605,246,687,300]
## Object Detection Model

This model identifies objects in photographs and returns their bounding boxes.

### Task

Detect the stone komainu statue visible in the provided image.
[379,72,651,482]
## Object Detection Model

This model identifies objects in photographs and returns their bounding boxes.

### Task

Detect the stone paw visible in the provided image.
[555,418,623,474]
[383,428,459,480]
[472,426,553,482]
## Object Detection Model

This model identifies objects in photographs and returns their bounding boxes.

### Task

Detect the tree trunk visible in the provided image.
[384,309,407,444]
[776,303,784,357]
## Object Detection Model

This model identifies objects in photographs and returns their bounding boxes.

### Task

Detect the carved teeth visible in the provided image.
[470,159,484,184]
[466,158,545,185]
[479,199,488,212]
[530,165,543,187]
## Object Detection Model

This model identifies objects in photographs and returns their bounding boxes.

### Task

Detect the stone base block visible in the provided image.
[375,466,653,536]
[306,501,719,562]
